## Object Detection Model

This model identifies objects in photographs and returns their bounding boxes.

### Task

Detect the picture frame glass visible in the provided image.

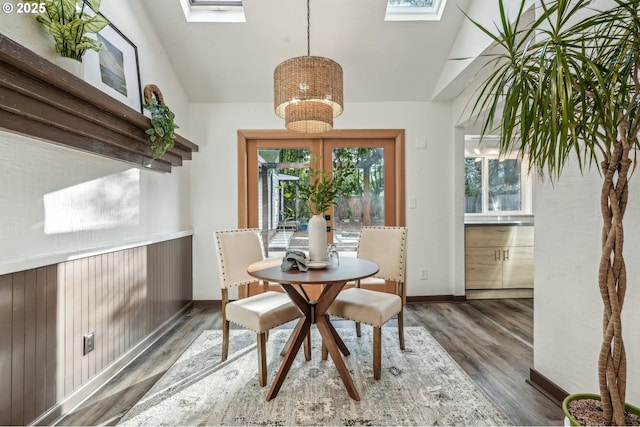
[83,13,142,112]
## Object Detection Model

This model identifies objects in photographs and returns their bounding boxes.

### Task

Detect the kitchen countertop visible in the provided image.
[465,221,534,226]
[464,216,534,226]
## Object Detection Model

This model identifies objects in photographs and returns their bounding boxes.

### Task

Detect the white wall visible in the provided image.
[188,101,459,300]
[534,162,640,402]
[0,0,193,269]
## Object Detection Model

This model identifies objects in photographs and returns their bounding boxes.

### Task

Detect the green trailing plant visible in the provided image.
[36,0,109,61]
[465,0,640,424]
[144,97,179,159]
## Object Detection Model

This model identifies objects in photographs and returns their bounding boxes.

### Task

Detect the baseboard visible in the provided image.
[194,297,466,306]
[406,295,467,303]
[192,299,222,309]
[32,302,194,426]
[466,288,533,300]
[528,368,569,407]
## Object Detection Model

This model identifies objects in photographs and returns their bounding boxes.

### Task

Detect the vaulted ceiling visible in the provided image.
[139,0,476,104]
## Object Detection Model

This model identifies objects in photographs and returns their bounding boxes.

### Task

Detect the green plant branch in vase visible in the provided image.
[36,0,109,61]
[296,161,355,216]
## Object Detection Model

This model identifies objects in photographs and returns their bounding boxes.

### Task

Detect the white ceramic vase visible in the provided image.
[54,56,84,80]
[308,214,327,262]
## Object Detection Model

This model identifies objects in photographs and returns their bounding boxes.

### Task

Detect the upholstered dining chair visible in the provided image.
[215,228,302,387]
[325,226,408,380]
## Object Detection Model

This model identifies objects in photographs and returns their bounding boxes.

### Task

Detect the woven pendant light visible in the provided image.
[274,0,343,133]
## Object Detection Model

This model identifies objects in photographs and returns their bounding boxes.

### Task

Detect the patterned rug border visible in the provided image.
[119,326,512,426]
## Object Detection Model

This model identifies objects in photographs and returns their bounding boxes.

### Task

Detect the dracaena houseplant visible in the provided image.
[36,0,109,61]
[465,0,640,424]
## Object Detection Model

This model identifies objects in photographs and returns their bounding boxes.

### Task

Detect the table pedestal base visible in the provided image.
[266,282,359,401]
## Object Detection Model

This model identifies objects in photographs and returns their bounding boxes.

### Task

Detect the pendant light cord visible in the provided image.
[306,0,310,56]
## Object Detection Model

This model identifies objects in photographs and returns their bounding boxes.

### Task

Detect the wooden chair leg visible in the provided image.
[355,321,362,337]
[373,326,382,380]
[304,331,311,361]
[321,340,328,360]
[257,332,267,387]
[222,319,230,361]
[398,309,405,350]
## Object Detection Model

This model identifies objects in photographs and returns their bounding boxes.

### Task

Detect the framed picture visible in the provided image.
[82,11,143,113]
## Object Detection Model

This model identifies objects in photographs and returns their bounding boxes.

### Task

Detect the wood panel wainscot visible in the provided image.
[0,236,193,426]
[465,225,534,299]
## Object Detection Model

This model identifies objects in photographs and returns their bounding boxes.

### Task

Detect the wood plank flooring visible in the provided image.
[56,299,563,426]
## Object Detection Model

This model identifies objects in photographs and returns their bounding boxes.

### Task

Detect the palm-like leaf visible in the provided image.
[466,0,640,424]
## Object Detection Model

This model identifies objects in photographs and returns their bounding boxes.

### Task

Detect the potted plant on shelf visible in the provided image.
[36,0,109,65]
[465,0,640,424]
[288,159,354,261]
[143,84,179,159]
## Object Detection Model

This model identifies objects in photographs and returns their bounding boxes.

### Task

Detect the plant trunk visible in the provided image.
[598,139,631,426]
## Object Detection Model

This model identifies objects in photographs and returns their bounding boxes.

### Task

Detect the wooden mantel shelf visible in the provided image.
[0,34,198,172]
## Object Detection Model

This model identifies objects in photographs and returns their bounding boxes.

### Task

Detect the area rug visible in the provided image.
[118,326,512,426]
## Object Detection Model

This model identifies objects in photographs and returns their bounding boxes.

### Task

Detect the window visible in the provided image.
[384,0,447,21]
[189,0,242,5]
[180,0,245,22]
[464,137,532,215]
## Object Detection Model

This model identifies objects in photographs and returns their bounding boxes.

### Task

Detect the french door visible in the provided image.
[238,130,405,297]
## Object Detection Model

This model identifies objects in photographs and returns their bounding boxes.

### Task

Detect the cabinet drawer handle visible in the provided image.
[503,249,509,260]
[495,249,501,261]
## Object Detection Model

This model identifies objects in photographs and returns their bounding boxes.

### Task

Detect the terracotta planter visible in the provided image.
[562,393,640,426]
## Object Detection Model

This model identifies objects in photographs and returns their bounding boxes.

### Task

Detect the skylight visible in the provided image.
[180,0,245,23]
[385,0,447,21]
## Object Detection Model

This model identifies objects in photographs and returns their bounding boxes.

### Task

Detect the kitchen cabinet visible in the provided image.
[465,225,534,293]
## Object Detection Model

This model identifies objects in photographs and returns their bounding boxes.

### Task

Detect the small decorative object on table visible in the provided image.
[280,250,309,272]
[327,243,339,267]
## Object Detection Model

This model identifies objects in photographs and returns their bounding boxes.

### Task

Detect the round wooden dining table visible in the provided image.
[247,256,379,402]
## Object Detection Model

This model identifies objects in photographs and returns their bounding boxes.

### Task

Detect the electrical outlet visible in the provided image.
[419,268,428,280]
[83,332,95,355]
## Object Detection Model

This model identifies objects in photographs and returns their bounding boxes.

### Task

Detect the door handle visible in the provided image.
[503,249,509,261]
[495,249,501,261]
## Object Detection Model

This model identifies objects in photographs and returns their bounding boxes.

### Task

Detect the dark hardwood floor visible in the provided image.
[56,299,563,426]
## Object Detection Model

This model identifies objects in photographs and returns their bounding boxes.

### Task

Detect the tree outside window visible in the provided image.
[465,156,528,215]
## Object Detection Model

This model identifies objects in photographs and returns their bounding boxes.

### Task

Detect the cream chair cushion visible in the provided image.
[328,287,401,327]
[226,291,301,332]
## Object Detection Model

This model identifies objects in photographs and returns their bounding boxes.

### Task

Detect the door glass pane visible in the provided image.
[488,159,521,212]
[256,145,390,258]
[256,147,310,257]
[332,147,385,255]
[464,157,482,213]
[465,157,483,213]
